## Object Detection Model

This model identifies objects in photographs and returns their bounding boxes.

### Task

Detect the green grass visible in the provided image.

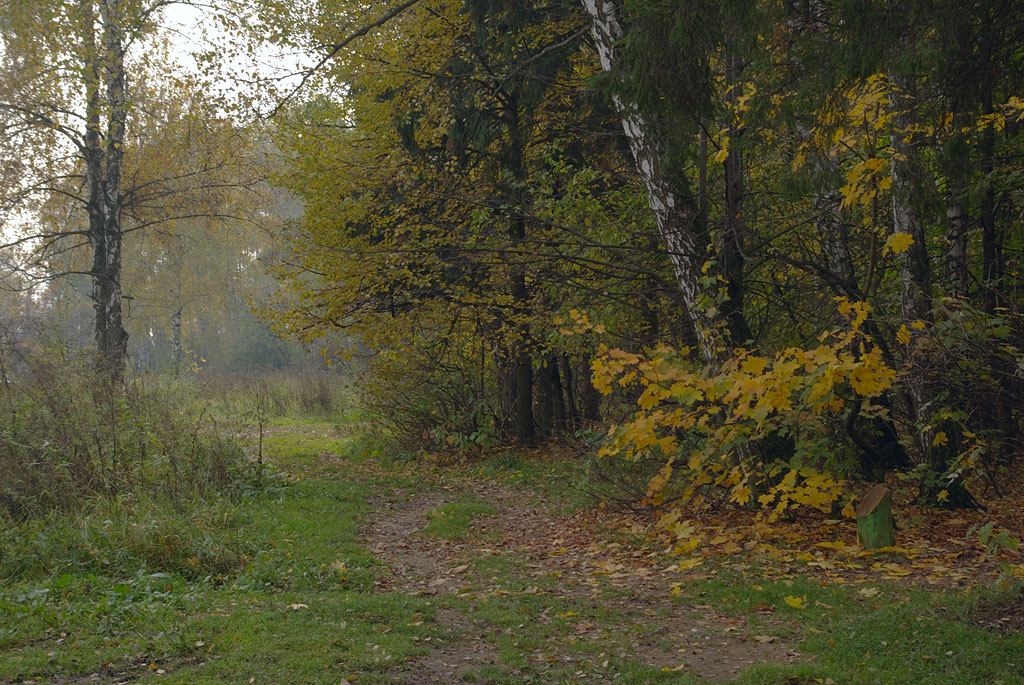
[669,565,1024,684]
[5,417,1024,684]
[0,468,441,684]
[421,499,498,539]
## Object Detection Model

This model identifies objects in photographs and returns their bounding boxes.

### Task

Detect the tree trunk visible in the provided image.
[549,358,566,434]
[980,85,1001,313]
[945,196,969,299]
[497,353,517,439]
[171,306,183,376]
[890,75,958,490]
[722,49,752,345]
[85,0,129,380]
[561,354,578,428]
[581,0,729,365]
[505,85,534,443]
[818,194,858,297]
[514,354,534,441]
[535,359,554,437]
[856,483,896,550]
[581,359,600,423]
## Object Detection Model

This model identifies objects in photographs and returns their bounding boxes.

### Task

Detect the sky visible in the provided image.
[158,2,316,118]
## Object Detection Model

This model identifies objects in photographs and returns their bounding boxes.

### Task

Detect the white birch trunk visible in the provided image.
[581,0,726,364]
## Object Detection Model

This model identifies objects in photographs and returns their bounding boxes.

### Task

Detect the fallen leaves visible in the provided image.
[784,595,807,610]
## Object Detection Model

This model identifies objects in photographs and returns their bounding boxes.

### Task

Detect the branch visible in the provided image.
[265,0,424,118]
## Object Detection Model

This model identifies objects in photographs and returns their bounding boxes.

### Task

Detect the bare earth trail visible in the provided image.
[357,474,802,683]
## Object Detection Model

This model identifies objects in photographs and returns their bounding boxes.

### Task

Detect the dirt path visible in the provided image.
[362,481,802,682]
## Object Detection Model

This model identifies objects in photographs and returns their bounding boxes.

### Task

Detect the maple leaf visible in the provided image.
[896,324,912,345]
[784,595,807,609]
[884,232,914,255]
[714,136,730,163]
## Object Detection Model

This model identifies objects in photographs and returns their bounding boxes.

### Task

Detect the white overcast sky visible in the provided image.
[158,2,317,116]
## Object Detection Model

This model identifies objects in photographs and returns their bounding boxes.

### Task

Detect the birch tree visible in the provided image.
[0,1,258,378]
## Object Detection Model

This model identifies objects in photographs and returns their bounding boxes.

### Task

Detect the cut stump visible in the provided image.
[856,483,895,549]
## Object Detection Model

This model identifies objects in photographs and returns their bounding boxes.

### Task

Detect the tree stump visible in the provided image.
[856,483,895,549]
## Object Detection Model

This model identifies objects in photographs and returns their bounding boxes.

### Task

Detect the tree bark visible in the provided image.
[581,359,600,423]
[581,0,729,365]
[856,483,896,549]
[504,88,534,442]
[535,358,554,437]
[890,75,957,488]
[561,354,578,427]
[980,86,1001,313]
[171,306,183,376]
[549,357,566,434]
[85,0,129,379]
[722,49,752,344]
[945,195,969,299]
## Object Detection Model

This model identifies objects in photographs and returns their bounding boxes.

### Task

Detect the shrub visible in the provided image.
[0,345,248,521]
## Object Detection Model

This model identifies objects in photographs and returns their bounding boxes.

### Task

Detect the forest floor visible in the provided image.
[2,419,1024,684]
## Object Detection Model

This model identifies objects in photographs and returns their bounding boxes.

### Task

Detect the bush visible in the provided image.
[0,346,248,522]
[0,343,269,583]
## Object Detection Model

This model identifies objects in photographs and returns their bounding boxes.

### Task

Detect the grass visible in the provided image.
[421,499,497,539]
[668,565,1024,684]
[4,414,1024,684]
[0,468,443,684]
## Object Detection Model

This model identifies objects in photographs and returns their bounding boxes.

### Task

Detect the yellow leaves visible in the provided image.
[560,309,606,336]
[977,111,1006,132]
[713,136,731,163]
[732,483,752,507]
[836,297,871,330]
[839,153,896,210]
[758,468,847,522]
[884,232,914,255]
[741,356,768,375]
[897,324,912,345]
[644,457,675,506]
[784,595,807,610]
[849,347,895,397]
[592,346,644,395]
[932,431,949,447]
[675,557,703,571]
[593,301,895,522]
[936,489,950,503]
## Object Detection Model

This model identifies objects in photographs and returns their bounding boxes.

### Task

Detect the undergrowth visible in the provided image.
[0,344,265,584]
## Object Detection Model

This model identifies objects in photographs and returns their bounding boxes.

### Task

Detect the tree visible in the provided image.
[0,1,260,378]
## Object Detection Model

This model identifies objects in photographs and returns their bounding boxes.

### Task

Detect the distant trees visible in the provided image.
[0,1,265,378]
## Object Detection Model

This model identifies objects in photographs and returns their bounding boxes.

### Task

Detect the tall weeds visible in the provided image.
[0,343,245,522]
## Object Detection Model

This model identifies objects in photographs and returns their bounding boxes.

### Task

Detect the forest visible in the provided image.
[1,1,1023,683]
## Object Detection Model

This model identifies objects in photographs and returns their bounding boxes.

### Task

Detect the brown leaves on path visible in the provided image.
[360,477,801,682]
